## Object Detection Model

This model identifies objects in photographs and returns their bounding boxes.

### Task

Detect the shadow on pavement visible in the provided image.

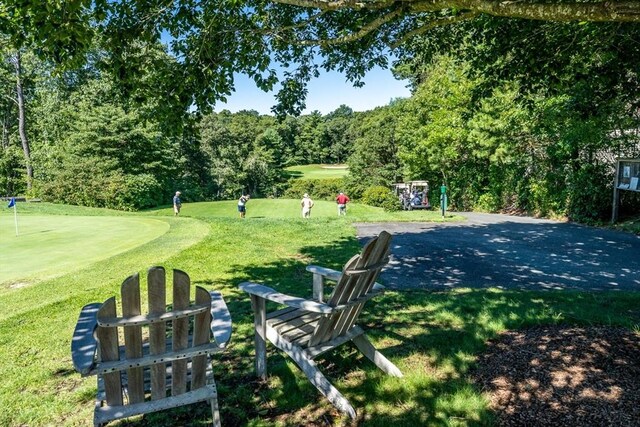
[356,217,640,291]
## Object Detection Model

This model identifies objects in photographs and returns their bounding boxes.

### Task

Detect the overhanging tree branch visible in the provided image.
[295,7,405,45]
[272,0,640,22]
[390,11,480,48]
[272,0,397,10]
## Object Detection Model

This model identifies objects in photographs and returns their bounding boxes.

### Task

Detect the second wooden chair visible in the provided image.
[239,231,402,418]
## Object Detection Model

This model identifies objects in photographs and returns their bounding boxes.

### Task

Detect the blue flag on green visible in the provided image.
[7,197,15,208]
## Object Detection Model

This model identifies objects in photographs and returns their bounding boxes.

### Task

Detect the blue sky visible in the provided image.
[214,66,412,115]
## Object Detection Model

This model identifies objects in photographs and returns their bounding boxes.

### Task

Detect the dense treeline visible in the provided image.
[390,18,640,221]
[2,19,640,221]
[0,44,359,209]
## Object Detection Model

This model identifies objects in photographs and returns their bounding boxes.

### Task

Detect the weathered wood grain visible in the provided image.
[73,267,229,426]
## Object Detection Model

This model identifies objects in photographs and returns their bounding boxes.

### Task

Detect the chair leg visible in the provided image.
[270,332,357,419]
[352,334,403,377]
[210,397,221,427]
[293,352,357,419]
[250,295,268,379]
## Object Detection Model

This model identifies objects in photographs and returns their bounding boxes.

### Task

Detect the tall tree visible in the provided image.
[347,106,402,196]
[324,105,356,163]
[396,17,640,217]
[8,50,32,190]
[295,111,326,163]
[0,46,40,193]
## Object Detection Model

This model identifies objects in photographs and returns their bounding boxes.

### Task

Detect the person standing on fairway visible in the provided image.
[336,192,350,216]
[173,191,182,216]
[238,193,250,218]
[301,193,314,218]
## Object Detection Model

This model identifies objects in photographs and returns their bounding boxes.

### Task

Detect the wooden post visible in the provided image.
[612,159,621,223]
[250,294,267,378]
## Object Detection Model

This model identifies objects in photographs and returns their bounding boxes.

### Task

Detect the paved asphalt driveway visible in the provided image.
[355,213,640,291]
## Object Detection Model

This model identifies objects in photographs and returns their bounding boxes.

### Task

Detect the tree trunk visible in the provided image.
[277,0,640,23]
[2,106,10,149]
[13,50,33,191]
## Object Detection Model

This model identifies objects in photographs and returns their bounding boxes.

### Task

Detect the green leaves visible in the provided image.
[1,0,95,67]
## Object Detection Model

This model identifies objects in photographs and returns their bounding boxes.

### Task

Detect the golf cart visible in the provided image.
[393,181,431,210]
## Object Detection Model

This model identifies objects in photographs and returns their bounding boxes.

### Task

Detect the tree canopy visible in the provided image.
[3,0,640,114]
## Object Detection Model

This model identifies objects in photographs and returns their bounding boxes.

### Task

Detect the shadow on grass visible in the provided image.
[110,235,640,427]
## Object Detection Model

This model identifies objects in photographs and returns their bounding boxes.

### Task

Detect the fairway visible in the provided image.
[146,198,463,222]
[285,164,348,179]
[0,215,169,286]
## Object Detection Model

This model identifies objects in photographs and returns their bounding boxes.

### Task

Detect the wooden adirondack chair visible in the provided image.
[239,231,402,419]
[71,267,232,427]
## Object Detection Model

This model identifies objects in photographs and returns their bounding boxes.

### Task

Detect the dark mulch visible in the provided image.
[472,325,640,426]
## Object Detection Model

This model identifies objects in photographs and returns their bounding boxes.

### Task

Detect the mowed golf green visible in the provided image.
[1,215,169,286]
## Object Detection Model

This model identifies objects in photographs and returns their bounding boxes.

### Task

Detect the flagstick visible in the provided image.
[13,203,18,236]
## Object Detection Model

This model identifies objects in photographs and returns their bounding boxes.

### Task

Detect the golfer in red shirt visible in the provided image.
[336,192,350,216]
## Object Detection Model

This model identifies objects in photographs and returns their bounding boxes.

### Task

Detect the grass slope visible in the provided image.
[0,201,639,427]
[147,198,463,222]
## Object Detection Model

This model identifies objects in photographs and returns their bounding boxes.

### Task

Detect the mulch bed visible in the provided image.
[472,325,640,426]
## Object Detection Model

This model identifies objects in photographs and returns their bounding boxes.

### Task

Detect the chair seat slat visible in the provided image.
[95,342,225,375]
[268,311,321,333]
[279,321,317,342]
[266,307,300,322]
[98,304,209,327]
[95,386,217,425]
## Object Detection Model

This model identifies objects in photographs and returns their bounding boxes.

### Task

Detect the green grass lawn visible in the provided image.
[1,201,639,426]
[285,164,349,179]
[0,215,168,287]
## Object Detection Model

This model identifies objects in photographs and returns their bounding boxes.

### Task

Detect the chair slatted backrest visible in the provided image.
[96,267,212,406]
[308,231,391,347]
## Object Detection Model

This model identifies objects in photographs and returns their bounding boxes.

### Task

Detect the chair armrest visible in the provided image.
[209,291,232,347]
[305,265,342,281]
[71,302,101,376]
[239,282,335,314]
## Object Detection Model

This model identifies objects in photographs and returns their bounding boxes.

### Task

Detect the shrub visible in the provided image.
[566,164,611,223]
[361,185,399,211]
[475,192,502,213]
[112,174,163,210]
[40,156,163,211]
